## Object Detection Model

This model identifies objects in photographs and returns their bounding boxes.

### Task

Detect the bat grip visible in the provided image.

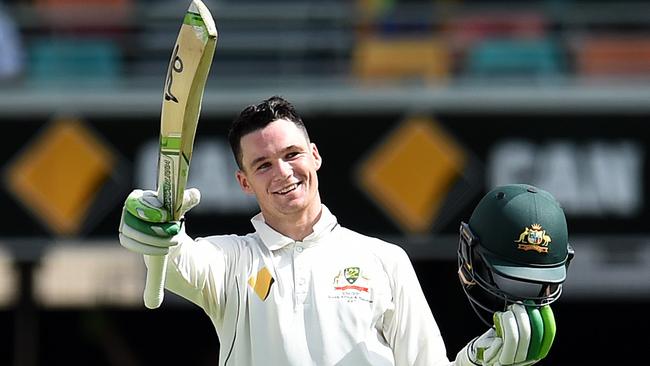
[143,254,168,309]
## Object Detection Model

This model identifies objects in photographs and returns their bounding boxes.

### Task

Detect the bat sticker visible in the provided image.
[164,44,184,103]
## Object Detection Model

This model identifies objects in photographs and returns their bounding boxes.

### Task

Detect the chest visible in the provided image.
[244,242,393,315]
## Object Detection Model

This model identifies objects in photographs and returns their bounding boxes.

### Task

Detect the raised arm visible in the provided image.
[118,188,226,313]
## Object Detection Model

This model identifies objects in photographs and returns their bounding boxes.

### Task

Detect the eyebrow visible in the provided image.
[248,145,303,169]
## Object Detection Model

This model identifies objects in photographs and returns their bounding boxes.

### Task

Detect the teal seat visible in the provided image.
[28,38,121,86]
[464,38,564,81]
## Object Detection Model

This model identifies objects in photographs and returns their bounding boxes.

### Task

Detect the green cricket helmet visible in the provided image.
[458,184,574,325]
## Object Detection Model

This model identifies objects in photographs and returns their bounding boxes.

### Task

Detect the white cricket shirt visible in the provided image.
[163,205,452,366]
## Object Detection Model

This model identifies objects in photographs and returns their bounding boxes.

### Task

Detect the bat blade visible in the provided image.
[144,0,217,309]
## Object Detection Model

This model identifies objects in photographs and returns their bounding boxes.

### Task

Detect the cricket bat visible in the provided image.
[144,0,217,309]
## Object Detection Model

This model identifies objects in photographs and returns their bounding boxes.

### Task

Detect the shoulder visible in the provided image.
[191,233,267,269]
[196,233,260,253]
[335,228,419,293]
[336,226,411,264]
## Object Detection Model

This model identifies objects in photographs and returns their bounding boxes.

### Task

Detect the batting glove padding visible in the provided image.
[455,304,556,366]
[118,188,201,256]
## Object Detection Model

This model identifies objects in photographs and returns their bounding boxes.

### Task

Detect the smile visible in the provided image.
[274,182,301,195]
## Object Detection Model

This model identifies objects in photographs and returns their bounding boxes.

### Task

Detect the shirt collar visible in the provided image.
[250,205,338,251]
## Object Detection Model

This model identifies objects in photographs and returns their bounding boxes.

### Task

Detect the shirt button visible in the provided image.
[295,246,303,253]
[298,278,306,285]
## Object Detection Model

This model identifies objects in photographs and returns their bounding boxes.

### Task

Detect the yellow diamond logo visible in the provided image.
[357,116,466,233]
[4,117,115,236]
[248,267,275,301]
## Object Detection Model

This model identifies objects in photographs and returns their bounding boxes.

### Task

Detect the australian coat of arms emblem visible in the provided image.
[514,223,551,253]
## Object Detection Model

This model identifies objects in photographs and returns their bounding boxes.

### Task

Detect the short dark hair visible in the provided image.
[228,95,309,170]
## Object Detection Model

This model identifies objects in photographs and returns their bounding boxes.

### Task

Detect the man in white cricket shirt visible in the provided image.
[119,96,561,365]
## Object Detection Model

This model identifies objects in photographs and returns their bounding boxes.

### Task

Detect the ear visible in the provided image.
[236,170,254,195]
[311,142,322,171]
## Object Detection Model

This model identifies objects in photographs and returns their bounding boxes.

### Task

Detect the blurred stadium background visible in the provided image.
[1,0,649,364]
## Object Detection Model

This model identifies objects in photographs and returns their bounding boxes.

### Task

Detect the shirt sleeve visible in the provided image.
[151,232,230,319]
[381,245,453,366]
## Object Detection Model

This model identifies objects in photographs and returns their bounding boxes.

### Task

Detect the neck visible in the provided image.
[264,198,323,241]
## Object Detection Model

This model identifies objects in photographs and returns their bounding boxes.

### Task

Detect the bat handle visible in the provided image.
[143,254,168,309]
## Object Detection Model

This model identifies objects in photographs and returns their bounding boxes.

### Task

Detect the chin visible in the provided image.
[277,199,312,215]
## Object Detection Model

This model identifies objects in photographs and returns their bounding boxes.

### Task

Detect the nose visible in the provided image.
[274,159,293,180]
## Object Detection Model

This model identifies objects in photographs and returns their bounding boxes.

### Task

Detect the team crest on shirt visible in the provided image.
[514,223,551,253]
[344,267,360,284]
[329,267,372,303]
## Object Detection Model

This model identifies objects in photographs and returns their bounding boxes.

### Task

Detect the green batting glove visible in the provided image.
[118,188,201,256]
[455,304,556,366]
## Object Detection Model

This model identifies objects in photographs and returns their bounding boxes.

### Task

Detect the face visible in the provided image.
[236,119,322,222]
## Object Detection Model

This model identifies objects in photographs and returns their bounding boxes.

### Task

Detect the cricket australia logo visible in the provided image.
[329,266,372,304]
[332,267,369,293]
[514,224,551,253]
[344,267,360,284]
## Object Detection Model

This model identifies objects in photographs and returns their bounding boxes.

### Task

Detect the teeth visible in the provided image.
[277,183,298,194]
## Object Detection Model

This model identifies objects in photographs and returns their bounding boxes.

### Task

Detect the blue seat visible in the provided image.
[463,38,564,81]
[28,38,121,86]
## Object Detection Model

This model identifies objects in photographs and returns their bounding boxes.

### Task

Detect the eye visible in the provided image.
[256,162,271,171]
[286,151,303,160]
